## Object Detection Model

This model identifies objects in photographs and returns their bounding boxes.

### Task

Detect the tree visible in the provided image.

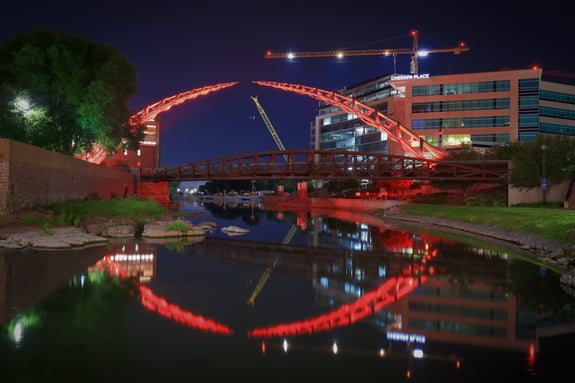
[0,29,139,155]
[493,134,575,189]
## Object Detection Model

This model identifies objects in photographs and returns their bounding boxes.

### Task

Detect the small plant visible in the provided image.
[164,240,189,252]
[42,221,53,235]
[164,219,190,233]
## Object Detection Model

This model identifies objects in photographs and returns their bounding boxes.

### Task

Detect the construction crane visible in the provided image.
[264,30,469,74]
[247,97,299,306]
[250,96,287,152]
[246,225,297,306]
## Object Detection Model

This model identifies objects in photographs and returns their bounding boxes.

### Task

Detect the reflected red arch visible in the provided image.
[96,245,437,338]
[97,256,233,335]
[247,275,423,338]
[253,80,447,160]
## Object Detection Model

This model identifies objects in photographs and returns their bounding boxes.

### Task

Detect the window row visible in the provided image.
[412,80,510,97]
[540,89,575,105]
[540,122,575,135]
[540,106,575,120]
[412,116,511,130]
[412,98,510,113]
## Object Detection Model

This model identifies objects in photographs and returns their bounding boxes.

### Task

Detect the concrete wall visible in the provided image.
[508,181,572,207]
[0,139,136,216]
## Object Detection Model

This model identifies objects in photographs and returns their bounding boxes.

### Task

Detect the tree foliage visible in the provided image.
[0,29,139,155]
[493,134,575,188]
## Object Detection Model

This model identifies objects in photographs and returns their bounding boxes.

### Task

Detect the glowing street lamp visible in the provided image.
[14,96,31,113]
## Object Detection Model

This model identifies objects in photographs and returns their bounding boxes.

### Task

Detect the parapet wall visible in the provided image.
[0,139,136,216]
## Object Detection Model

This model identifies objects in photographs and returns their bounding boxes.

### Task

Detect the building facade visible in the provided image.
[311,68,575,154]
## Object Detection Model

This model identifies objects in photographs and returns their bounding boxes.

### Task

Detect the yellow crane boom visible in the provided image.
[250,96,286,152]
[246,225,298,306]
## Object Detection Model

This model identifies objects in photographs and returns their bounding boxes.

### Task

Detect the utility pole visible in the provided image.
[541,144,547,204]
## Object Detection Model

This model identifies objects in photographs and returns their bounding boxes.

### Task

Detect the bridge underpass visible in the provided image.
[139,149,509,183]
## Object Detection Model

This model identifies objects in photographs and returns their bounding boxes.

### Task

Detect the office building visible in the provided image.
[311,68,575,154]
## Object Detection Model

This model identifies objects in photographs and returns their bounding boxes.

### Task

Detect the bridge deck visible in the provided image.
[140,150,509,182]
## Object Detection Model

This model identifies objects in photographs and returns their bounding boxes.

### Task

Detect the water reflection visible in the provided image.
[1,202,574,381]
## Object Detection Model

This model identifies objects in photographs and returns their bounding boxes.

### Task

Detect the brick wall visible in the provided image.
[0,139,136,216]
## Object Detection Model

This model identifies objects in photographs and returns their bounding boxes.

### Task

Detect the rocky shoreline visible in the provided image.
[381,211,575,296]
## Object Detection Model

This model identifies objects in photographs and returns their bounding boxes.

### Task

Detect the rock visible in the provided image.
[221,225,250,234]
[198,221,218,230]
[1,227,108,250]
[142,220,206,239]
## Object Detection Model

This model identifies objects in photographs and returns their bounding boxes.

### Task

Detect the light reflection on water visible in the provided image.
[1,200,574,382]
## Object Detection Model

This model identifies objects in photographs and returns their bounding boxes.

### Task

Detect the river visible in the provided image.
[1,199,574,382]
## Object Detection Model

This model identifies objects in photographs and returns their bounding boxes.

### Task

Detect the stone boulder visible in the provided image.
[142,220,206,239]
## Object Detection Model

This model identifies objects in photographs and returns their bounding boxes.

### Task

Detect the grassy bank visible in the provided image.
[15,197,575,247]
[22,196,166,229]
[398,204,575,244]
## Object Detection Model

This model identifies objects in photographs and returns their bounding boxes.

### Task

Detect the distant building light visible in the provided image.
[387,331,426,344]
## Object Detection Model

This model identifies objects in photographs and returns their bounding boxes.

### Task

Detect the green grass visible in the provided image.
[398,204,575,244]
[26,196,167,229]
[164,219,190,233]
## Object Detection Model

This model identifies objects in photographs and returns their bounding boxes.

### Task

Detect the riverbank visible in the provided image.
[379,207,575,296]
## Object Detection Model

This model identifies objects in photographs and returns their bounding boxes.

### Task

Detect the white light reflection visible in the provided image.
[12,321,23,343]
[282,338,289,353]
[332,341,338,354]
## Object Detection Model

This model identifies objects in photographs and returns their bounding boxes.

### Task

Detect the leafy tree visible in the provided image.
[0,29,140,155]
[493,134,575,188]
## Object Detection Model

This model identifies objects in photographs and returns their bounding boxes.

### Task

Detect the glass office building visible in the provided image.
[311,68,575,153]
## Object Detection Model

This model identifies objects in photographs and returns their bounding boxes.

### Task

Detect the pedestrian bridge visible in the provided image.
[139,149,509,183]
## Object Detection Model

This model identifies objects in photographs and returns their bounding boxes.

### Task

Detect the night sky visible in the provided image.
[1,1,571,173]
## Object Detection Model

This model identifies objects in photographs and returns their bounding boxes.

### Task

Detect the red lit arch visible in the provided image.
[253,80,447,160]
[77,82,239,164]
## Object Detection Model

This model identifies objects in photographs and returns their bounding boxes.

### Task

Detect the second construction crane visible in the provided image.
[250,96,286,153]
[247,96,298,306]
[265,30,469,74]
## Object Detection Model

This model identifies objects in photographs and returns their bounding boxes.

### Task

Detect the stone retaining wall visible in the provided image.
[0,139,136,216]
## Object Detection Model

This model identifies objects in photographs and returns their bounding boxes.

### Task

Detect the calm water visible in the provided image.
[1,199,574,382]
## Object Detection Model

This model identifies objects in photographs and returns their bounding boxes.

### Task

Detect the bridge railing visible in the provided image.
[139,149,509,182]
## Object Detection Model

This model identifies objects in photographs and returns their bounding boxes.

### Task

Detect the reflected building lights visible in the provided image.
[11,320,23,343]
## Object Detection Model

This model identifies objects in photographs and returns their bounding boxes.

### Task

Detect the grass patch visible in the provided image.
[164,219,190,233]
[26,196,167,229]
[399,204,575,244]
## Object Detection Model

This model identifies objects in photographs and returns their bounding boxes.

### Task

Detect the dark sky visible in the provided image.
[1,1,571,170]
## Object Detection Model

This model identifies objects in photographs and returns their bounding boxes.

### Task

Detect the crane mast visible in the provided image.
[250,96,287,152]
[246,100,298,306]
[264,30,469,74]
